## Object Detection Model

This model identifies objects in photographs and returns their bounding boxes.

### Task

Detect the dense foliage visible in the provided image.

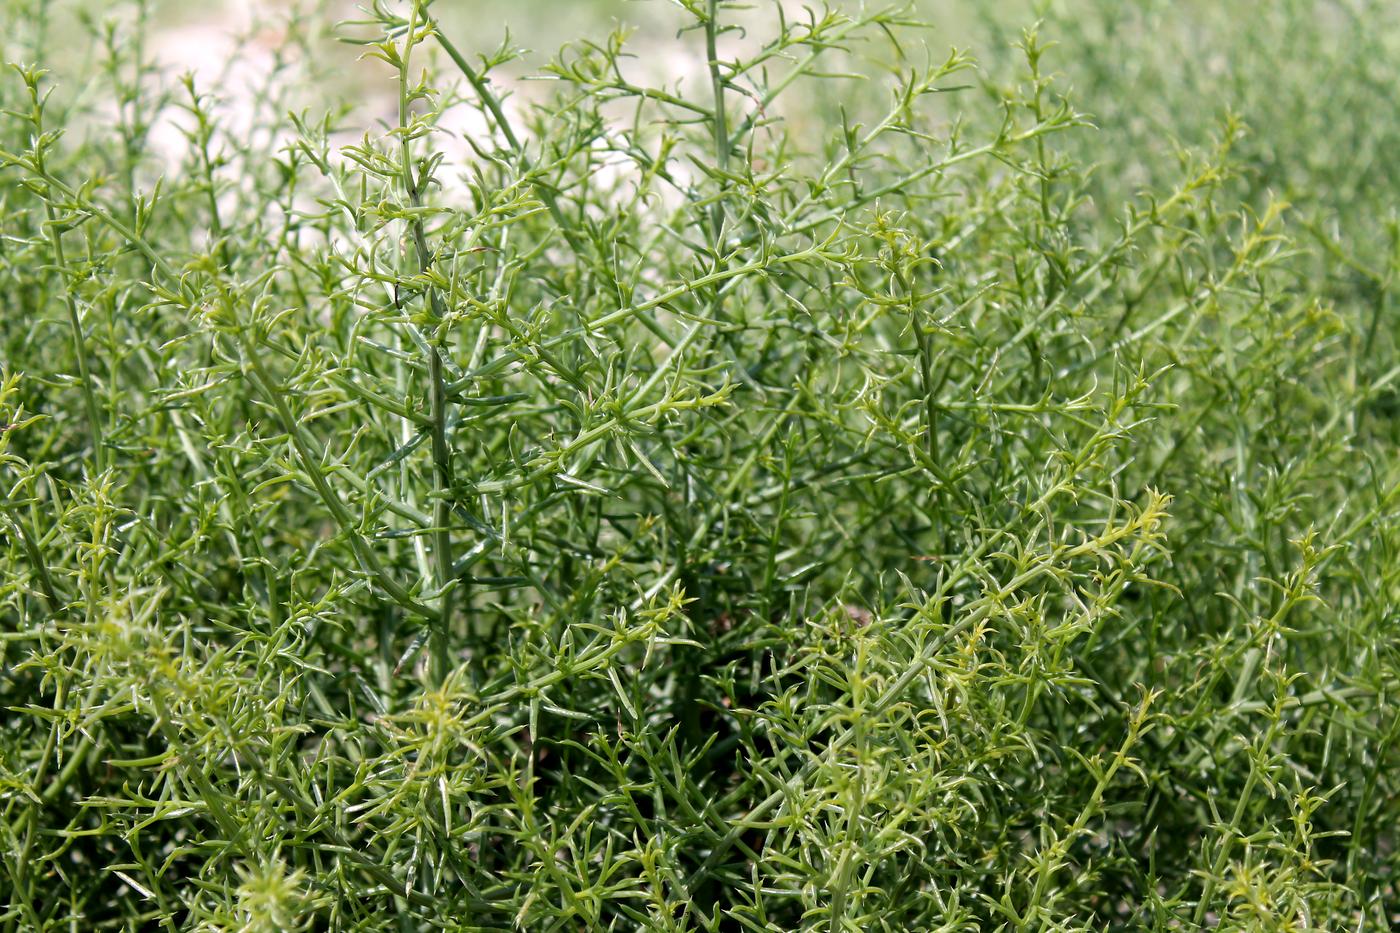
[1,0,1397,928]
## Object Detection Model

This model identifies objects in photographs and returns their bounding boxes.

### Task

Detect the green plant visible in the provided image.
[1,0,1397,929]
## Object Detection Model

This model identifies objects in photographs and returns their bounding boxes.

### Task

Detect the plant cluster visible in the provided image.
[0,0,1397,929]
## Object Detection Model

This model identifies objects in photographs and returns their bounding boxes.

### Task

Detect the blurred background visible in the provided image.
[129,0,1400,211]
[8,0,1396,270]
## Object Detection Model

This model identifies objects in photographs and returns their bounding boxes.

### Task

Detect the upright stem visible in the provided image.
[700,0,752,383]
[402,3,457,687]
[426,346,455,686]
[44,201,105,473]
[705,0,731,244]
[21,66,104,471]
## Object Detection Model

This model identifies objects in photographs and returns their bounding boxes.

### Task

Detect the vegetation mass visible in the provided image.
[1,0,1397,928]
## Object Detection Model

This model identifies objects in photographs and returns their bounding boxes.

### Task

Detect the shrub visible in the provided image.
[1,0,1396,929]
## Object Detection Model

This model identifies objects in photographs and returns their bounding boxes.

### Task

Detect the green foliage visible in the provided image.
[1,0,1397,929]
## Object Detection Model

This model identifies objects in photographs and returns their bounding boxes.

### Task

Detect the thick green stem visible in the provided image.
[403,3,459,686]
[705,0,731,243]
[43,203,105,472]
